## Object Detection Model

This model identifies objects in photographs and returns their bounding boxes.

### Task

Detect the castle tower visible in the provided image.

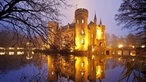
[75,8,89,51]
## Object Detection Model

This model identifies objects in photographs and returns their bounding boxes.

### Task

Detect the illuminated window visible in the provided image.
[96,29,102,40]
[9,52,14,55]
[82,19,84,23]
[52,29,54,32]
[99,42,102,46]
[81,29,84,35]
[9,47,14,50]
[81,62,84,67]
[77,20,79,23]
[81,39,85,45]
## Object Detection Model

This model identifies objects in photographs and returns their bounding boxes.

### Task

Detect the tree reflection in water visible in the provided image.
[0,53,48,82]
[118,56,146,82]
[0,52,146,82]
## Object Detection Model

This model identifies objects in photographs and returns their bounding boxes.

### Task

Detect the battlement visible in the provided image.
[75,8,88,17]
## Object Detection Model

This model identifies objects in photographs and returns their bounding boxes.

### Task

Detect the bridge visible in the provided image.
[105,47,136,56]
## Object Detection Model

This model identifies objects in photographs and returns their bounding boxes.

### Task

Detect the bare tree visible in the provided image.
[115,0,146,45]
[0,0,69,46]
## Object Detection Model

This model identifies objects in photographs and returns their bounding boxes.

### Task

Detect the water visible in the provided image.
[0,52,146,82]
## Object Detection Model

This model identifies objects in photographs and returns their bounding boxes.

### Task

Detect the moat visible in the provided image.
[0,51,146,82]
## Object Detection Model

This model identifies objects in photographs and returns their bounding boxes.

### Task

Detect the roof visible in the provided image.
[60,23,75,30]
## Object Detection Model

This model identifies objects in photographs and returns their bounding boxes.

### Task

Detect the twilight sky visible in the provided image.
[61,0,130,36]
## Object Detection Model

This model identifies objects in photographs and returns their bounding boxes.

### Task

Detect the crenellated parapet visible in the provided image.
[75,8,88,22]
[75,8,88,16]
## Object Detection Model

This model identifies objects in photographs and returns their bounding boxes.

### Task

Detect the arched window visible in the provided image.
[81,39,85,45]
[81,61,84,67]
[82,19,84,23]
[99,42,102,46]
[81,29,84,35]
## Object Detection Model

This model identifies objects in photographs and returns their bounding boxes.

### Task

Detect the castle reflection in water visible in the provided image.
[0,52,146,82]
[48,54,106,82]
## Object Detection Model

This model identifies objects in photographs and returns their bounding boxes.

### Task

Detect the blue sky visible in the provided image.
[61,0,130,36]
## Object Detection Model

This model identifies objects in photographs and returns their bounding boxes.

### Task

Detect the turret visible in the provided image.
[94,14,97,24]
[75,8,89,51]
[75,8,88,24]
[100,19,102,25]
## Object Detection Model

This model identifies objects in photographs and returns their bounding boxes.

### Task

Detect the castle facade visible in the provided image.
[48,8,106,52]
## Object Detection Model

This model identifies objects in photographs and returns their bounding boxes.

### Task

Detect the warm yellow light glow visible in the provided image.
[75,56,88,81]
[96,27,102,40]
[17,47,24,50]
[81,62,84,67]
[75,29,88,51]
[117,51,122,55]
[118,57,121,61]
[132,46,135,48]
[48,56,52,67]
[118,44,123,48]
[17,51,24,55]
[82,19,84,23]
[0,47,5,50]
[9,47,14,50]
[81,30,84,35]
[9,52,14,55]
[81,71,85,76]
[0,52,5,55]
[26,56,33,60]
[32,51,34,54]
[70,47,74,52]
[81,39,84,44]
[26,42,30,46]
[130,51,136,56]
[52,72,54,75]
[132,58,135,61]
[96,65,102,79]
[141,45,145,48]
[92,54,95,59]
[92,48,94,52]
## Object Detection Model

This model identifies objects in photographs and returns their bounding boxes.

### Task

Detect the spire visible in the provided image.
[100,18,102,25]
[94,13,97,24]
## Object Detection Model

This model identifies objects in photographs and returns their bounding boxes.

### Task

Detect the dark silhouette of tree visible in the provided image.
[125,33,141,47]
[115,0,146,45]
[111,34,119,48]
[0,0,68,46]
[0,30,26,47]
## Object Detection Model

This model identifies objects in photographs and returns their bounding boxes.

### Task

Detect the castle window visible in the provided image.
[77,20,79,23]
[81,61,84,67]
[81,30,84,35]
[99,42,102,46]
[81,39,85,45]
[82,19,84,23]
[52,29,54,32]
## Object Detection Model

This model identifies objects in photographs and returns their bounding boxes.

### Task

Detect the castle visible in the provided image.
[48,8,106,52]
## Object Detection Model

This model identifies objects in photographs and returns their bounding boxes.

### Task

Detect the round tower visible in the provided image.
[75,8,88,24]
[75,8,89,51]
